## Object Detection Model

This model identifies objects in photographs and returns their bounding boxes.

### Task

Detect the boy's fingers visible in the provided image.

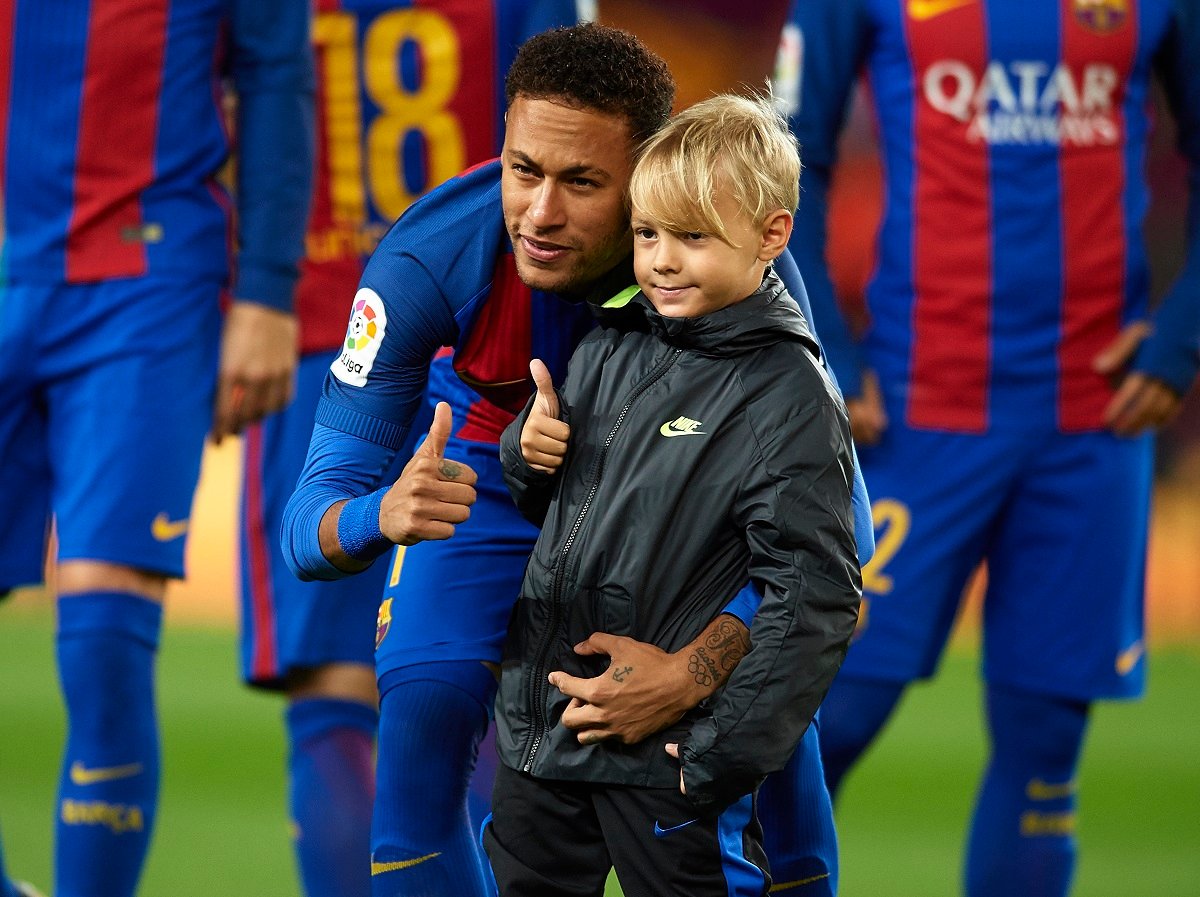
[530,359,560,418]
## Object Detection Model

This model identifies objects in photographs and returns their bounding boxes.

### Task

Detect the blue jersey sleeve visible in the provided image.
[1137,0,1200,392]
[230,0,315,311]
[783,0,872,398]
[282,423,400,581]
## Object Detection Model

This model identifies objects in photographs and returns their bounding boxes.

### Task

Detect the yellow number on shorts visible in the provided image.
[862,498,911,596]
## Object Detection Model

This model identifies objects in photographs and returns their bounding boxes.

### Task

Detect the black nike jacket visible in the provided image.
[497,271,862,815]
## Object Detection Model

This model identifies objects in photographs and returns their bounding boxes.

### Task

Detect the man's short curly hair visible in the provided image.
[505,22,675,144]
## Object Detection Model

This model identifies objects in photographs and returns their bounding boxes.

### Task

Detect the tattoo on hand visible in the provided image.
[439,460,461,479]
[612,665,633,682]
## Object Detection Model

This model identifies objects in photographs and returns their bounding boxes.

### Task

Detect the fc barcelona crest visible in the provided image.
[1073,0,1128,34]
[375,598,393,650]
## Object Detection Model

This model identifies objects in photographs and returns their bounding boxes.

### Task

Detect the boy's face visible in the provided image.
[502,96,637,296]
[632,192,791,318]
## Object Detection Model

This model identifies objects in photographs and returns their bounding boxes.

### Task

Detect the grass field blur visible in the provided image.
[2,601,1196,896]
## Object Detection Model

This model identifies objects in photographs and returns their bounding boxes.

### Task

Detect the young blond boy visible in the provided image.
[486,94,862,897]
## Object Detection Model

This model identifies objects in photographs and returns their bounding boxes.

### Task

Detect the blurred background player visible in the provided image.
[282,19,873,897]
[776,1,1200,894]
[236,2,581,896]
[0,2,312,897]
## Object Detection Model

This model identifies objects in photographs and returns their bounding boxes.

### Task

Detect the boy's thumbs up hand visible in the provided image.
[521,359,570,474]
[531,358,560,419]
[380,402,478,546]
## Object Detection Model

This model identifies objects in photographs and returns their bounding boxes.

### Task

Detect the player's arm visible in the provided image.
[1103,1,1200,435]
[787,0,886,442]
[547,611,753,747]
[282,254,469,579]
[677,390,861,814]
[213,0,315,442]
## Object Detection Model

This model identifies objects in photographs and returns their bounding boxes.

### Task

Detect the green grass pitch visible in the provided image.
[2,603,1197,895]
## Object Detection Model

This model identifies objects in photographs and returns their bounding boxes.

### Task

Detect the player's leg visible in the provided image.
[371,434,539,896]
[285,667,378,897]
[483,763,611,897]
[965,685,1089,897]
[967,430,1151,897]
[600,783,769,897]
[47,277,220,897]
[371,661,499,897]
[757,723,839,895]
[240,349,399,897]
[817,426,1007,797]
[817,676,907,797]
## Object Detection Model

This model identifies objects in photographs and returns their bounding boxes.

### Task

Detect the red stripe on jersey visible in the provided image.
[904,3,993,432]
[454,252,534,414]
[243,423,279,681]
[0,0,14,201]
[1057,0,1135,431]
[66,0,167,282]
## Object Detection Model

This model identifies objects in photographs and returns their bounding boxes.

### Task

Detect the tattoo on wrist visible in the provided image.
[612,665,633,682]
[688,647,719,687]
[439,460,461,479]
[694,619,752,684]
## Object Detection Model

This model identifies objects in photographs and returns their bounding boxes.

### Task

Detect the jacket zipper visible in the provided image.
[522,347,684,772]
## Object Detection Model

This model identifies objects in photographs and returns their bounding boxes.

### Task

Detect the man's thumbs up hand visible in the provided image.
[380,402,478,546]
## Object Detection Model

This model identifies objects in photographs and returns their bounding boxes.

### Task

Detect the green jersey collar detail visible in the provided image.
[602,285,640,309]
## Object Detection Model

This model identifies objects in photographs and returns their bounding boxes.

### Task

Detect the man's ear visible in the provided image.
[758,209,793,261]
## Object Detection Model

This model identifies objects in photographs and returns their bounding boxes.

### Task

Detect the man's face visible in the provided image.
[501,96,637,295]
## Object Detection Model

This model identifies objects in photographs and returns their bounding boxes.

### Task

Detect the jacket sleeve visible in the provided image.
[500,393,563,526]
[681,390,862,815]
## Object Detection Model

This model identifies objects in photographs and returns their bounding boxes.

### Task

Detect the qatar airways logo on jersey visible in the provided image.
[923,60,1122,146]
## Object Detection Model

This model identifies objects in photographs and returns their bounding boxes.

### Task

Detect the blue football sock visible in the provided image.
[1,824,19,897]
[758,722,838,896]
[467,723,498,836]
[816,675,906,798]
[287,698,378,897]
[372,662,497,897]
[966,684,1089,897]
[54,592,162,897]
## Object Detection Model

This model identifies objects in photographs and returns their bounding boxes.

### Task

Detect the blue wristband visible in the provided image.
[336,485,393,562]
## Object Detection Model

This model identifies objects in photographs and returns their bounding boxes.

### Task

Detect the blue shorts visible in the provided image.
[239,349,413,688]
[845,423,1151,701]
[0,277,221,587]
[374,435,538,679]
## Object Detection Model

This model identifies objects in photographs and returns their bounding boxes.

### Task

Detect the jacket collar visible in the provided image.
[610,269,821,358]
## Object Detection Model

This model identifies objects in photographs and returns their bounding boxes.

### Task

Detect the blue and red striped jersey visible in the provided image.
[0,0,313,311]
[296,0,580,354]
[781,0,1200,433]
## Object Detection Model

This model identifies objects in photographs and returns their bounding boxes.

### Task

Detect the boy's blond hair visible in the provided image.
[629,92,800,247]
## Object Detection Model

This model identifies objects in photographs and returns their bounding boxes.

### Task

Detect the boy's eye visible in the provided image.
[684,232,705,241]
[635,228,655,239]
